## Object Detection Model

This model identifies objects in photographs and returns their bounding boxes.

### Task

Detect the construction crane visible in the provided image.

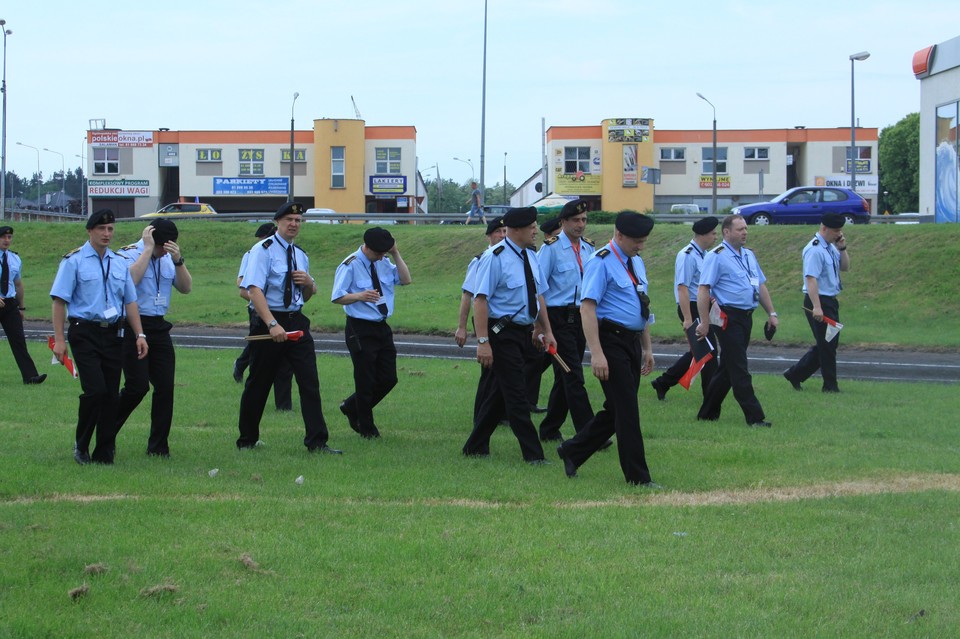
[351,96,362,119]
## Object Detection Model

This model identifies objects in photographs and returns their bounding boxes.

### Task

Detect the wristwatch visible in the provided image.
[477,337,489,344]
[268,320,278,328]
[136,333,147,339]
[769,312,778,318]
[173,257,185,266]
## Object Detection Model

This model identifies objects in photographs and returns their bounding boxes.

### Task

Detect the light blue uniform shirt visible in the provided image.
[699,240,766,310]
[538,232,595,307]
[579,241,649,332]
[801,233,842,296]
[50,241,137,321]
[0,249,22,299]
[461,254,482,296]
[331,246,403,321]
[117,240,177,317]
[242,234,310,312]
[674,240,706,304]
[473,237,545,326]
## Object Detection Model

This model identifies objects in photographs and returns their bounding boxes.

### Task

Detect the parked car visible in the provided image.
[670,203,701,215]
[143,202,217,218]
[732,187,870,225]
[482,205,511,218]
[303,207,339,224]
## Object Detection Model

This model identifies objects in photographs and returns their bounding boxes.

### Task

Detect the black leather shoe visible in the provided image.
[783,371,802,391]
[339,401,361,434]
[310,444,343,455]
[651,379,668,401]
[530,405,548,414]
[24,374,47,385]
[526,458,551,466]
[598,439,614,451]
[73,447,91,465]
[556,445,577,478]
[232,362,243,383]
[748,420,773,428]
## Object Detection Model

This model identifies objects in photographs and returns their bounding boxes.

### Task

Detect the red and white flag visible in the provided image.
[679,352,714,390]
[823,316,843,342]
[47,335,78,378]
[709,299,727,330]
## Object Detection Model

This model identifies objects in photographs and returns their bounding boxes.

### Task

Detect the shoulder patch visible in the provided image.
[713,245,726,254]
[492,245,505,256]
[261,239,274,249]
[683,246,693,254]
[9,250,18,256]
[812,238,820,246]
[582,237,595,247]
[119,243,139,252]
[544,236,559,245]
[62,247,82,259]
[596,248,611,258]
[342,254,357,265]
[473,253,482,261]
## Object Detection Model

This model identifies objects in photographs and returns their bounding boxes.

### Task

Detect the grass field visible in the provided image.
[8,219,960,349]
[1,340,958,638]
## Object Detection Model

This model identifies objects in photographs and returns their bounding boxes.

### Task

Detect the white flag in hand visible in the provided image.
[823,316,843,342]
[709,299,727,329]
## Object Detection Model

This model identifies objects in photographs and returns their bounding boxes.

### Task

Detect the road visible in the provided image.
[19,321,960,385]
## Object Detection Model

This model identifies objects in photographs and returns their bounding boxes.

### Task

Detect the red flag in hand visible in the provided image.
[47,335,78,378]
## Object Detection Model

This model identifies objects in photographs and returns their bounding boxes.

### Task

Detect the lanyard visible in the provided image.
[723,241,753,277]
[152,256,162,298]
[98,253,112,306]
[608,241,638,286]
[571,241,583,274]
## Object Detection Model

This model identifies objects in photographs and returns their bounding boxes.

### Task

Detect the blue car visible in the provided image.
[732,187,871,225]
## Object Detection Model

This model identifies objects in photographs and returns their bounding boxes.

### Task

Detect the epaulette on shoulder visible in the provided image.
[261,238,274,249]
[812,238,820,246]
[596,248,611,258]
[713,245,726,254]
[62,247,82,259]
[119,243,138,252]
[492,245,505,256]
[8,250,18,256]
[582,237,595,247]
[473,253,482,261]
[683,246,694,254]
[544,236,559,245]
[343,254,357,265]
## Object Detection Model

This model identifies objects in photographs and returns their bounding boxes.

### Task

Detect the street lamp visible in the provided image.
[503,152,507,203]
[479,0,488,206]
[422,164,441,212]
[696,92,718,215]
[76,150,87,218]
[1,20,11,216]
[16,141,40,208]
[453,157,474,182]
[43,147,65,212]
[849,51,870,194]
[288,91,299,202]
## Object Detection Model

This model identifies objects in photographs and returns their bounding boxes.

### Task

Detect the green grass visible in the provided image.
[1,342,958,637]
[10,219,960,349]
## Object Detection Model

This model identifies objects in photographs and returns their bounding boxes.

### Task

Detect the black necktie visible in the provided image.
[0,252,8,298]
[522,249,537,319]
[283,244,294,308]
[626,257,650,320]
[370,262,388,317]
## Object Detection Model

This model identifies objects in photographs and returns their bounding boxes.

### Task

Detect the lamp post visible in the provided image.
[696,92,718,215]
[76,150,87,218]
[43,148,65,212]
[16,141,40,208]
[288,91,299,202]
[453,157,474,182]
[1,20,11,216]
[479,0,488,205]
[503,152,507,203]
[849,51,870,194]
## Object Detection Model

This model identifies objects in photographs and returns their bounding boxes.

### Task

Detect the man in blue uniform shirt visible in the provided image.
[0,225,46,385]
[536,200,596,441]
[50,209,149,464]
[556,212,660,487]
[332,227,412,439]
[454,217,506,348]
[651,216,719,400]
[463,206,555,464]
[237,202,341,454]
[114,219,192,457]
[783,212,850,392]
[694,214,779,427]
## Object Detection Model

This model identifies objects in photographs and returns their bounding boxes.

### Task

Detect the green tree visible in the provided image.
[878,112,919,214]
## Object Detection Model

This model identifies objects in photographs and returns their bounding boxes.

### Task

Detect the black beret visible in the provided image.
[539,216,561,235]
[255,223,277,238]
[692,216,719,235]
[274,201,305,220]
[0,225,13,236]
[502,206,538,228]
[485,216,505,235]
[149,218,179,245]
[86,209,115,229]
[615,212,654,238]
[559,199,589,219]
[364,227,395,252]
[821,212,845,229]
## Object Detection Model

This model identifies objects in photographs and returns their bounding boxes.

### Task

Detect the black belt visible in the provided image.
[491,318,532,330]
[720,306,754,317]
[547,304,579,310]
[599,318,641,337]
[269,310,303,320]
[69,317,119,329]
[349,316,387,325]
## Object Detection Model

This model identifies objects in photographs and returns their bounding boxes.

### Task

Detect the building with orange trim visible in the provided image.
[513,118,878,214]
[84,120,422,218]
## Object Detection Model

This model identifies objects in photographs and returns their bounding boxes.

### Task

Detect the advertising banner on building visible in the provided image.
[554,171,602,195]
[699,176,731,189]
[623,145,638,187]
[815,174,878,194]
[370,176,407,195]
[607,118,651,143]
[213,177,289,195]
[88,179,150,197]
[89,131,154,147]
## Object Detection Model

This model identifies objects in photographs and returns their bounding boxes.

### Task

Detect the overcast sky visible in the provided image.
[2,0,957,188]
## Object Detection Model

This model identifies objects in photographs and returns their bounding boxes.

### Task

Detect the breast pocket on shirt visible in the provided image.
[504,272,525,291]
[355,277,373,291]
[109,267,128,299]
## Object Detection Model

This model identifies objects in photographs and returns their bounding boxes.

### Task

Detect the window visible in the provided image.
[744,147,769,160]
[281,149,307,163]
[196,148,222,163]
[93,147,119,175]
[331,146,345,188]
[375,147,401,174]
[702,147,727,174]
[564,146,591,174]
[660,147,685,161]
[238,148,265,176]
